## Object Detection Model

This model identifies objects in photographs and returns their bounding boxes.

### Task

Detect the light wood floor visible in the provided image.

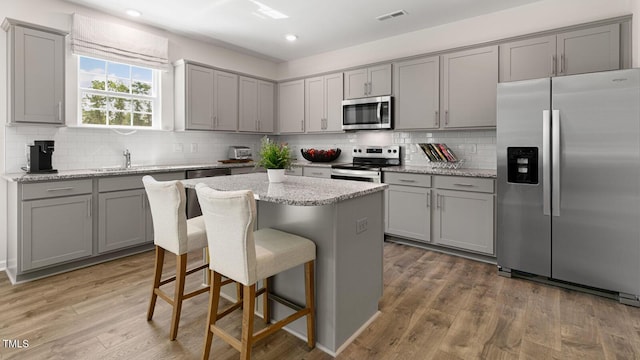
[2,242,640,359]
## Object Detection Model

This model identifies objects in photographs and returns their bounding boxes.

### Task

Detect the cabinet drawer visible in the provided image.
[98,172,184,192]
[384,172,431,187]
[433,176,494,193]
[285,167,303,176]
[303,167,331,178]
[22,179,92,200]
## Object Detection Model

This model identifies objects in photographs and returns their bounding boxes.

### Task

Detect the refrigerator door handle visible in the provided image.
[552,109,561,217]
[542,110,551,216]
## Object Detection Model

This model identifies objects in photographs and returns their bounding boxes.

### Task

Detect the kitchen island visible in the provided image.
[181,173,387,356]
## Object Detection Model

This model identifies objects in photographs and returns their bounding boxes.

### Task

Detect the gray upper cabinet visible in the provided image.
[278,80,305,133]
[305,72,343,133]
[344,64,392,99]
[557,24,620,76]
[239,76,274,133]
[393,56,440,130]
[500,35,556,82]
[176,62,238,131]
[442,45,498,128]
[500,23,621,82]
[4,20,65,124]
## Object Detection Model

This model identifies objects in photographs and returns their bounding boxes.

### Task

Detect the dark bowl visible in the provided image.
[300,148,341,162]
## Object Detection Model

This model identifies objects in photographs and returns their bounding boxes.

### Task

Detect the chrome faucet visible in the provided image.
[123,149,131,169]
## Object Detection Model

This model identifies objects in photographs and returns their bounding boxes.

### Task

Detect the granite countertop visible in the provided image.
[3,162,258,183]
[383,165,496,178]
[182,172,387,206]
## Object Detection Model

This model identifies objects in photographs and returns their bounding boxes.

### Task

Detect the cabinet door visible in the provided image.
[442,45,498,128]
[239,76,258,132]
[214,71,238,131]
[385,185,431,242]
[343,68,368,99]
[394,56,440,130]
[500,35,556,82]
[302,167,331,178]
[368,63,392,97]
[186,64,214,130]
[21,195,92,271]
[13,26,64,124]
[324,73,344,132]
[557,24,620,76]
[305,76,325,132]
[278,80,305,133]
[433,190,494,254]
[257,80,275,133]
[99,189,146,253]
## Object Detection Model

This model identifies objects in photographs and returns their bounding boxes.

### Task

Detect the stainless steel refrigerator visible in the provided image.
[497,69,640,305]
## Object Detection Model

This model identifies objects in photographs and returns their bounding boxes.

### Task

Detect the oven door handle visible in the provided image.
[331,168,380,179]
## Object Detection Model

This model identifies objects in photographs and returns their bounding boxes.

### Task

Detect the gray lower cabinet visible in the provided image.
[3,19,66,125]
[98,189,147,253]
[285,167,303,176]
[21,194,93,271]
[432,176,495,255]
[386,185,431,242]
[441,45,499,128]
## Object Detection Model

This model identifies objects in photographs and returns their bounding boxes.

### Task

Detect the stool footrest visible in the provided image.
[268,292,304,312]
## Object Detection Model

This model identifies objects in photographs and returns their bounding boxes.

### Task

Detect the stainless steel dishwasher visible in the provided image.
[186,168,231,218]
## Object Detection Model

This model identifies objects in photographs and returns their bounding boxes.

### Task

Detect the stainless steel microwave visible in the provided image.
[342,96,392,130]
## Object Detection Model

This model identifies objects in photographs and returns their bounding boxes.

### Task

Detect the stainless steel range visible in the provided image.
[331,145,400,183]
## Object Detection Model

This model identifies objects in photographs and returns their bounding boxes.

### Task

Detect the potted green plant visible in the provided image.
[256,136,292,183]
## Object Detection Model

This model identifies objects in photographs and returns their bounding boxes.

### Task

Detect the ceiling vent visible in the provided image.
[376,10,408,21]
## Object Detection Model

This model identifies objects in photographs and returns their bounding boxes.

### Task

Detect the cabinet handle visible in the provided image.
[552,55,557,76]
[435,110,439,127]
[560,53,565,74]
[445,110,449,126]
[364,83,367,95]
[301,119,304,131]
[46,187,74,192]
[453,183,474,187]
[427,192,430,208]
[87,198,92,217]
[399,179,416,183]
[57,101,62,122]
[436,194,440,208]
[257,121,260,131]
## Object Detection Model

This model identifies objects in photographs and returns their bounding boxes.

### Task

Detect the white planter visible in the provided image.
[267,168,285,183]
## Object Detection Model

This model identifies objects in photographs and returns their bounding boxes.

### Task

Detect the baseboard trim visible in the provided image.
[0,260,6,272]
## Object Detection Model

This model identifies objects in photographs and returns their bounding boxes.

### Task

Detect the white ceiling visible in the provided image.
[63,0,544,63]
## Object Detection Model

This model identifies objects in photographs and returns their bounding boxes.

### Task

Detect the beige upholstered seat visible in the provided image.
[196,184,316,360]
[142,175,210,340]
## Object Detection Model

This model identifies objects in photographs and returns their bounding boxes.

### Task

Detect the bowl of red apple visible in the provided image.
[300,148,341,162]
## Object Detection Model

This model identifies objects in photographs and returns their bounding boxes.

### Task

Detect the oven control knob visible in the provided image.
[353,149,357,152]
[393,149,397,153]
[358,149,362,153]
[387,149,391,153]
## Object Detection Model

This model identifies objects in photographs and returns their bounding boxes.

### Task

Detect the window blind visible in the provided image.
[71,13,169,70]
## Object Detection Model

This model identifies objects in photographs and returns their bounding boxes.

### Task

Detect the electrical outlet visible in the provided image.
[174,143,184,152]
[356,218,368,234]
[190,143,198,153]
[468,144,477,154]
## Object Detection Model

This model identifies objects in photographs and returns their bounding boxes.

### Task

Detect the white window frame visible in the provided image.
[76,55,162,129]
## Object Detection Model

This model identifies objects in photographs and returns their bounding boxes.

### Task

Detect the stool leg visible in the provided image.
[202,271,221,360]
[170,253,188,341]
[305,260,316,349]
[147,246,165,321]
[263,277,270,324]
[240,284,256,360]
[237,282,243,309]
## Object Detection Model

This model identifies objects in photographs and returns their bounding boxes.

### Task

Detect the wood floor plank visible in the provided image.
[2,242,640,360]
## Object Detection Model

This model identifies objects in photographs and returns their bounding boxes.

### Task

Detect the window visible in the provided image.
[78,56,159,128]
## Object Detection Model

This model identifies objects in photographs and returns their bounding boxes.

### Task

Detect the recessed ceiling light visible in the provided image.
[125,9,142,17]
[376,10,407,21]
[285,34,298,42]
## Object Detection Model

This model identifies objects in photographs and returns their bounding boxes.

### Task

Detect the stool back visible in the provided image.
[195,184,257,285]
[142,175,189,254]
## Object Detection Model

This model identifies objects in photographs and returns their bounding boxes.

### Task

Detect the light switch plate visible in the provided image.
[174,143,184,152]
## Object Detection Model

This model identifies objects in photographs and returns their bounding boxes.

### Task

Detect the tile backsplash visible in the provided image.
[4,126,263,173]
[4,126,496,173]
[279,129,496,169]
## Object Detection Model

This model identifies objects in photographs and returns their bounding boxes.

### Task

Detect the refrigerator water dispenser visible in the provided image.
[507,147,538,184]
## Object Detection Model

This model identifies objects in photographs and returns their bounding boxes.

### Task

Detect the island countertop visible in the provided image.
[181,172,387,206]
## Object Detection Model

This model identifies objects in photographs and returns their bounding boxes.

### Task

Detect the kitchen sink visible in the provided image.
[92,165,166,172]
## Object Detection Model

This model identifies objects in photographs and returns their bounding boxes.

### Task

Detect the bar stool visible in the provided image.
[195,184,316,360]
[143,176,214,340]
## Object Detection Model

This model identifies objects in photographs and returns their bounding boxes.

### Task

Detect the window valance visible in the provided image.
[71,13,169,70]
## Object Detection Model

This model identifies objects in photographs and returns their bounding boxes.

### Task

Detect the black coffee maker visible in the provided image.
[29,140,58,174]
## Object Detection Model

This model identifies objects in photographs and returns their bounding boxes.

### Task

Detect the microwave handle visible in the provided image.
[377,102,381,121]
